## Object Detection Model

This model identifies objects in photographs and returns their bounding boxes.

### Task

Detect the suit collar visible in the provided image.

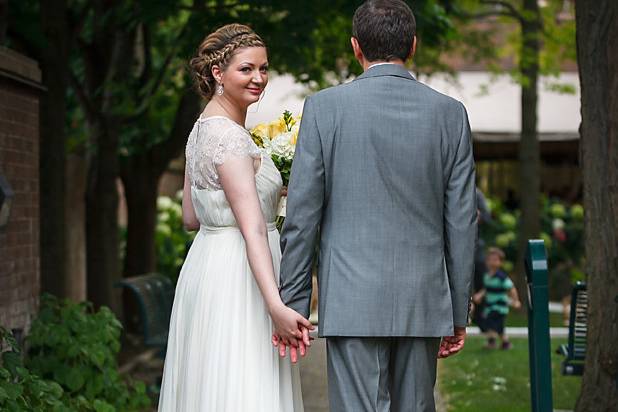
[354,63,416,82]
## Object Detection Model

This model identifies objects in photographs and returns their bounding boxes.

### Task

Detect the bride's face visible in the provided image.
[219,46,269,108]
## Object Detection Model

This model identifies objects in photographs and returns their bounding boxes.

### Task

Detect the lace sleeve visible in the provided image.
[187,118,261,191]
[212,125,261,166]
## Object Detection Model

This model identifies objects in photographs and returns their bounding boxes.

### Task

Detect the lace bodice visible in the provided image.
[186,116,262,191]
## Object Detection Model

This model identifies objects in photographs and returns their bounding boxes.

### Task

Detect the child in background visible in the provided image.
[473,247,522,350]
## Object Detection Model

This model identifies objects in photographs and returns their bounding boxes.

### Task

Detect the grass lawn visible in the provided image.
[438,336,581,412]
[504,309,566,328]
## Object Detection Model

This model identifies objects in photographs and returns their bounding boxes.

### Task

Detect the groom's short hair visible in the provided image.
[352,0,416,62]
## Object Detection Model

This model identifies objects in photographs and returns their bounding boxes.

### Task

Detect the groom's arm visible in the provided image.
[279,96,324,319]
[444,102,477,328]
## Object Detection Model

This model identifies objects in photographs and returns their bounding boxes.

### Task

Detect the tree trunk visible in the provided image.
[86,120,120,313]
[64,153,87,301]
[80,8,136,312]
[574,1,618,410]
[121,155,159,277]
[39,0,68,298]
[120,90,201,277]
[514,0,542,300]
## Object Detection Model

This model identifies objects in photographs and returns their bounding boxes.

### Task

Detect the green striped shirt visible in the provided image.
[482,270,514,316]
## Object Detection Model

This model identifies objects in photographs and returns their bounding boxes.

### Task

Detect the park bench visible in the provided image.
[556,282,587,376]
[115,273,175,357]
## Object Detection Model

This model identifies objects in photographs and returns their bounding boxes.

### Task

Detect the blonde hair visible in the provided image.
[486,247,506,261]
[189,24,266,99]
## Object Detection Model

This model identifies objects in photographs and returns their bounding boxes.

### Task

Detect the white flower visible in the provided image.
[270,131,296,159]
[552,218,565,230]
[491,376,507,391]
[170,203,182,216]
[492,384,507,391]
[261,138,273,156]
[156,223,172,237]
[157,196,173,210]
[492,377,507,385]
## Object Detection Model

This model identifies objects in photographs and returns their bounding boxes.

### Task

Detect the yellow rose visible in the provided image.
[251,123,270,139]
[269,118,287,137]
[290,127,299,146]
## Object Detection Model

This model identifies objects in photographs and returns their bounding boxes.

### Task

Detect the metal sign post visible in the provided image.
[525,239,554,412]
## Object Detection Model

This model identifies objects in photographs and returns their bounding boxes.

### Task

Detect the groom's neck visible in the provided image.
[362,58,406,72]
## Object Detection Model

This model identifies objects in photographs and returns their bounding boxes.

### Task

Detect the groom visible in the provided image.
[278,0,477,410]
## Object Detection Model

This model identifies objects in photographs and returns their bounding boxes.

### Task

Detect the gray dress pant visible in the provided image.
[326,337,441,412]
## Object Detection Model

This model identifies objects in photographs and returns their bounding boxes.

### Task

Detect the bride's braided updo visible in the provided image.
[190,24,266,99]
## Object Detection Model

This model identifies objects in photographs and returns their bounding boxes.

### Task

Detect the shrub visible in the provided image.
[0,327,67,411]
[26,295,150,411]
[481,197,585,299]
[154,193,196,283]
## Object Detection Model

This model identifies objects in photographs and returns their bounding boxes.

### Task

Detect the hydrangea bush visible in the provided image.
[481,196,584,299]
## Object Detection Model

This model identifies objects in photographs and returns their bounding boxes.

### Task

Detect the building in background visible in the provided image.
[243,67,581,203]
[159,66,580,204]
[0,46,42,339]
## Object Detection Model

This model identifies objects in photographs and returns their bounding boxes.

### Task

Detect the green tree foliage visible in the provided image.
[5,0,471,307]
[445,0,576,297]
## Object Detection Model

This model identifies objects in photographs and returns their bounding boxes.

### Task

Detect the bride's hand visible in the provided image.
[270,303,313,347]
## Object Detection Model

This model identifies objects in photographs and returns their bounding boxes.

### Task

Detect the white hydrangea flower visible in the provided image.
[157,196,173,210]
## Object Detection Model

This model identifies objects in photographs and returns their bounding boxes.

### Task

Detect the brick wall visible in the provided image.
[0,47,41,335]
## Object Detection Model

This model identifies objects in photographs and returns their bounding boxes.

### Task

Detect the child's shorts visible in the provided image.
[484,311,506,335]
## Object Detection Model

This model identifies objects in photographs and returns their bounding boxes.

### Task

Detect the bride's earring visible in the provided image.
[216,83,224,96]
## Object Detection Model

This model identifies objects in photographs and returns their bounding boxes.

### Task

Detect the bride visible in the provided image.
[157,24,312,411]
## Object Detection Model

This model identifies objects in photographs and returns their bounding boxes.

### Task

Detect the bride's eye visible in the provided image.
[240,67,252,73]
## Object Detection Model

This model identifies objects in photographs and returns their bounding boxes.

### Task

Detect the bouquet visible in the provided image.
[250,110,300,187]
[250,111,300,220]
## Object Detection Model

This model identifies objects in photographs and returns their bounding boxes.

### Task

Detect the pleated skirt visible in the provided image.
[158,225,304,411]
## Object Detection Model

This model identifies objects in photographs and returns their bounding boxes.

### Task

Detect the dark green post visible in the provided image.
[525,239,553,412]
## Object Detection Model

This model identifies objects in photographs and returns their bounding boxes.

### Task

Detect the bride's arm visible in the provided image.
[182,169,200,231]
[217,155,313,346]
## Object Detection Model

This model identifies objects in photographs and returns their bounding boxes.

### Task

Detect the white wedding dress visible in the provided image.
[158,116,304,412]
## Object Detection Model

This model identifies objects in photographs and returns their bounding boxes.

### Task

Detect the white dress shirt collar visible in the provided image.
[367,62,398,69]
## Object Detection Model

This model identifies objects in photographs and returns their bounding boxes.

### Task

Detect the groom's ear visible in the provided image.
[407,36,418,60]
[351,37,364,64]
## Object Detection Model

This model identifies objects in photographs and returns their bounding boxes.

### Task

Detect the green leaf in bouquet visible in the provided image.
[283,110,294,131]
[251,132,264,147]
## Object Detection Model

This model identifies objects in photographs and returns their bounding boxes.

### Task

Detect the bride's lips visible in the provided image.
[247,87,262,96]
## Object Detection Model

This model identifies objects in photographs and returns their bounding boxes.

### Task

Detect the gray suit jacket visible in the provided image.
[279,64,477,337]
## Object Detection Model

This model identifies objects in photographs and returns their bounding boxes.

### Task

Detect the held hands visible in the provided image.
[272,326,313,364]
[438,326,467,358]
[269,303,314,363]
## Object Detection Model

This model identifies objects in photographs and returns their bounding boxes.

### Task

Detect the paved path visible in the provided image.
[299,338,329,412]
[467,326,568,337]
